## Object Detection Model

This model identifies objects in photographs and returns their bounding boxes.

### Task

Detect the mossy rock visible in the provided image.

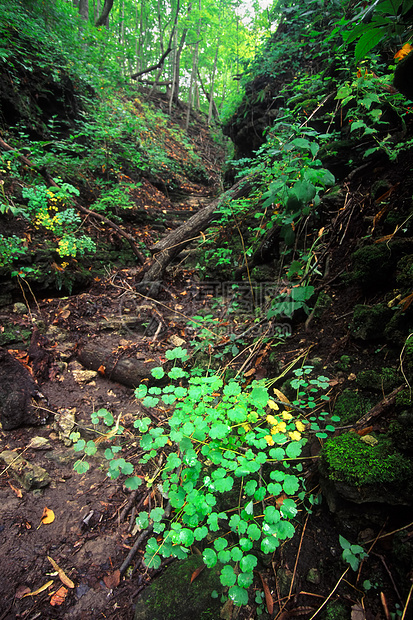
[356,367,401,392]
[333,389,375,424]
[312,292,332,320]
[322,600,349,620]
[350,304,393,340]
[134,555,225,620]
[320,432,413,505]
[388,410,413,454]
[396,254,413,289]
[384,310,413,346]
[348,243,397,290]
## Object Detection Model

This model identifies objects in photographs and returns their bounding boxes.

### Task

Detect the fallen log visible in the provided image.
[77,339,162,388]
[140,174,257,283]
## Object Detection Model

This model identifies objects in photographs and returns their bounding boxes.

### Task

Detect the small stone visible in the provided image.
[13,302,28,314]
[28,436,52,450]
[72,369,99,384]
[306,568,321,585]
[54,408,76,446]
[45,325,68,342]
[0,450,51,490]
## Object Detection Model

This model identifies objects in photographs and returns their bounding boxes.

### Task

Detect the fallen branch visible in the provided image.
[0,137,145,264]
[141,174,258,283]
[355,384,405,428]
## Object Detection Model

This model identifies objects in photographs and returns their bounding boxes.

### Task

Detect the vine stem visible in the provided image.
[307,567,349,620]
[288,512,309,599]
[401,583,413,620]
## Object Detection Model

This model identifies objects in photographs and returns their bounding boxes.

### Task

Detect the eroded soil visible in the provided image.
[1,256,412,620]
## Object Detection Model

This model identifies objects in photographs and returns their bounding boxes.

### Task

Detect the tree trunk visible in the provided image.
[95,0,114,27]
[197,70,220,121]
[185,0,201,130]
[140,175,256,283]
[79,0,88,21]
[208,36,220,124]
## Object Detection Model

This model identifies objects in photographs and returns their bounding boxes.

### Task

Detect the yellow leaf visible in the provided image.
[41,507,55,525]
[22,580,54,598]
[47,556,75,588]
[267,399,279,410]
[266,414,277,426]
[295,420,306,432]
[273,389,290,404]
[281,411,293,421]
[288,431,301,441]
[395,43,413,61]
[265,435,275,446]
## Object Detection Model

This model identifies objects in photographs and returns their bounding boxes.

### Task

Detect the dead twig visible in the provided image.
[288,513,309,598]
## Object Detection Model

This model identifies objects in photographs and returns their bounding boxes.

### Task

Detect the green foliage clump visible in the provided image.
[72,350,336,607]
[0,235,27,269]
[22,183,96,258]
[321,432,413,487]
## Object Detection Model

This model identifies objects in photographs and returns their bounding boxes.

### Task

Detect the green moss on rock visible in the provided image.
[356,367,400,392]
[396,254,413,289]
[134,555,225,620]
[348,244,396,290]
[350,304,393,340]
[321,432,413,488]
[333,389,375,424]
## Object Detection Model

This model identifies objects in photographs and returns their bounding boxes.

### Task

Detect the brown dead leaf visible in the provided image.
[41,507,55,525]
[8,481,23,498]
[21,580,54,598]
[98,365,106,375]
[275,493,287,509]
[50,585,68,606]
[103,569,121,589]
[399,292,413,312]
[244,368,256,377]
[190,563,206,583]
[47,556,75,588]
[356,426,373,436]
[258,572,274,615]
[351,603,366,620]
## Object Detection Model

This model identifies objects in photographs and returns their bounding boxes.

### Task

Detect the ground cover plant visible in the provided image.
[71,347,338,606]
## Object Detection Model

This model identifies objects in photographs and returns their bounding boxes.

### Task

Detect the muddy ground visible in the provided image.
[1,253,412,620]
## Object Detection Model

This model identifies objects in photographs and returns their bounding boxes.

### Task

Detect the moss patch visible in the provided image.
[333,389,375,424]
[356,367,401,392]
[134,555,225,620]
[321,432,413,488]
[350,304,393,340]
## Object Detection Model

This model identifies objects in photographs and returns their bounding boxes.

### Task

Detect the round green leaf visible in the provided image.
[240,554,258,572]
[228,585,249,606]
[220,565,236,587]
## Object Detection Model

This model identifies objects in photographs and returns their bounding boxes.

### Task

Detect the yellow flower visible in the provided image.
[281,411,293,421]
[289,431,301,441]
[271,421,287,434]
[295,420,305,432]
[267,399,279,410]
[265,435,275,446]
